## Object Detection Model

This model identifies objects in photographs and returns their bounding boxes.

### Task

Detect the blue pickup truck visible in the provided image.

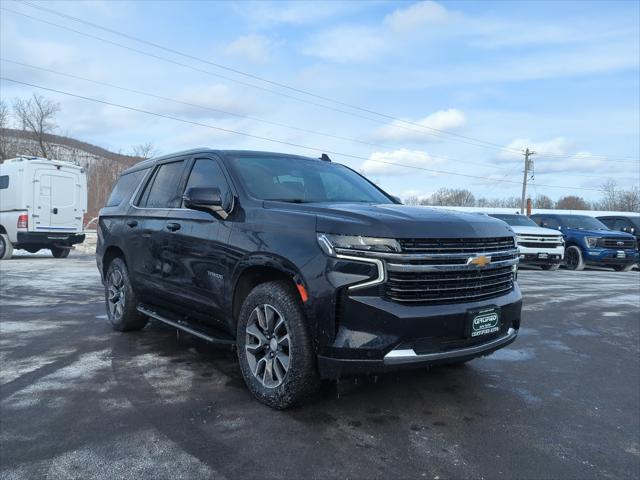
[530,214,638,271]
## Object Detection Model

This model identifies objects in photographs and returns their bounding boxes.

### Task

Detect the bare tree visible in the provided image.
[0,99,15,161]
[615,186,640,212]
[424,188,476,207]
[598,179,619,210]
[13,94,60,158]
[404,195,419,206]
[556,195,590,210]
[533,194,554,209]
[130,142,159,159]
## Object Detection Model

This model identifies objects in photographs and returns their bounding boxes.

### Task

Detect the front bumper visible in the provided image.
[583,248,638,265]
[317,284,522,379]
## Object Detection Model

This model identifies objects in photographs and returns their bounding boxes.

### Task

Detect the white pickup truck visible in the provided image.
[0,156,87,260]
[487,213,565,270]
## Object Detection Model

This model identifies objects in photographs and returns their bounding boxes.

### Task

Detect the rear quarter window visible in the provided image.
[0,175,8,189]
[106,169,147,207]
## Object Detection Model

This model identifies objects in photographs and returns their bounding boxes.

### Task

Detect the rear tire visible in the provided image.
[541,264,560,271]
[104,257,148,332]
[236,280,320,409]
[613,264,635,272]
[564,246,585,271]
[51,247,70,258]
[0,234,13,260]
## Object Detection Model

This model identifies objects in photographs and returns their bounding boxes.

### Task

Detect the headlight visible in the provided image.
[317,233,401,256]
[584,237,599,248]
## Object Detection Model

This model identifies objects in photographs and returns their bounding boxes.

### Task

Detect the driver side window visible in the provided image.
[182,158,231,208]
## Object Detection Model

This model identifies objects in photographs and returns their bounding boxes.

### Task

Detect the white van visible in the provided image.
[0,156,87,259]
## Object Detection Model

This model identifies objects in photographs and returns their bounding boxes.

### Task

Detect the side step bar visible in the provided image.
[137,305,236,346]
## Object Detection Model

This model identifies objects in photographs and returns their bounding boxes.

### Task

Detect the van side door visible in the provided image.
[126,159,187,305]
[162,156,235,324]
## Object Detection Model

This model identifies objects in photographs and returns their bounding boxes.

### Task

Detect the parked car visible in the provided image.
[596,215,640,249]
[0,156,86,260]
[486,213,564,270]
[97,149,523,408]
[530,213,638,271]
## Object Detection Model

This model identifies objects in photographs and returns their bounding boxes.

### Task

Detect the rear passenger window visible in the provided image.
[140,161,184,208]
[0,175,8,189]
[106,169,146,207]
[182,159,231,207]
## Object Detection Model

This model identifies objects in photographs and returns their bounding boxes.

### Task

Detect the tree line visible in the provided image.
[405,185,639,212]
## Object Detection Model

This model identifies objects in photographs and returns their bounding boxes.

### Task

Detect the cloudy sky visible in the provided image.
[1,0,639,202]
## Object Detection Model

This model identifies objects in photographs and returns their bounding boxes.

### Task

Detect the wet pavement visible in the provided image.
[1,253,639,479]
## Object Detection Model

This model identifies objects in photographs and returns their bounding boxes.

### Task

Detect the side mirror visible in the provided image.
[183,187,229,219]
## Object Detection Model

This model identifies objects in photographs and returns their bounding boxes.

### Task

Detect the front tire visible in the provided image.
[51,246,70,258]
[541,264,560,271]
[564,246,585,271]
[613,264,635,272]
[236,281,320,409]
[104,257,148,331]
[0,234,13,260]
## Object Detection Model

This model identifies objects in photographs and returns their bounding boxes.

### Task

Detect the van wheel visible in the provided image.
[236,281,319,409]
[541,264,560,271]
[0,234,13,260]
[51,247,70,258]
[105,257,148,331]
[564,246,585,271]
[613,264,635,272]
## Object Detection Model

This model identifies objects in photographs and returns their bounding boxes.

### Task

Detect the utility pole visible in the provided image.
[520,148,536,214]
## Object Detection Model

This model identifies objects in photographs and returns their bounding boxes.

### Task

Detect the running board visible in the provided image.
[137,304,236,346]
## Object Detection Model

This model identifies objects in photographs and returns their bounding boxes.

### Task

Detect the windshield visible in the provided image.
[557,215,609,230]
[228,154,393,204]
[490,214,538,227]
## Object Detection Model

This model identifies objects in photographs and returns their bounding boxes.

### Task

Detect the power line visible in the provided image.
[9,2,639,164]
[1,76,621,193]
[0,58,506,171]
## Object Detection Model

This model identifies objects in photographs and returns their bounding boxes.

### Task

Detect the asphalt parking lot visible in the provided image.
[1,253,639,480]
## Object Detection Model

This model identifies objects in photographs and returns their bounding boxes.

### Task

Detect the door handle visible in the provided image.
[166,222,181,232]
[127,220,138,228]
[52,207,58,214]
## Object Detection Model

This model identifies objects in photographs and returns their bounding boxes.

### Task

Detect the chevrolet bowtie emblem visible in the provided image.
[468,255,491,267]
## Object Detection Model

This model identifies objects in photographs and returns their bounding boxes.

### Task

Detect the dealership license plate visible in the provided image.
[617,251,626,258]
[538,253,548,259]
[468,309,501,338]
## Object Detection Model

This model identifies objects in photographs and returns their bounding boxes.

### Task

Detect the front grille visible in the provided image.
[519,241,562,248]
[384,237,518,305]
[398,237,515,254]
[599,237,635,249]
[385,265,514,304]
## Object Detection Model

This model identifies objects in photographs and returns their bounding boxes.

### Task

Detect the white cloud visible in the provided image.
[384,1,448,33]
[302,26,386,63]
[373,109,467,142]
[151,84,255,119]
[225,34,274,63]
[360,149,443,176]
[498,137,569,161]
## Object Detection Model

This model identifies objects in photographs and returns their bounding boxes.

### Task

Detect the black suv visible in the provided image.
[97,149,522,408]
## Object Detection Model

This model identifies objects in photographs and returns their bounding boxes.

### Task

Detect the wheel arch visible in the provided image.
[0,225,7,235]
[102,245,127,279]
[231,255,307,328]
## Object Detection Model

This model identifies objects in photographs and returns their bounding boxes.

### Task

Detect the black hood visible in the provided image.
[265,202,515,239]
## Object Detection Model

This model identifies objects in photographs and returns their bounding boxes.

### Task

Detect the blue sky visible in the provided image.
[1,0,639,202]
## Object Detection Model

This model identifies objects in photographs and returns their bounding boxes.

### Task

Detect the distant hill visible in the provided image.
[0,128,145,217]
[0,128,141,166]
